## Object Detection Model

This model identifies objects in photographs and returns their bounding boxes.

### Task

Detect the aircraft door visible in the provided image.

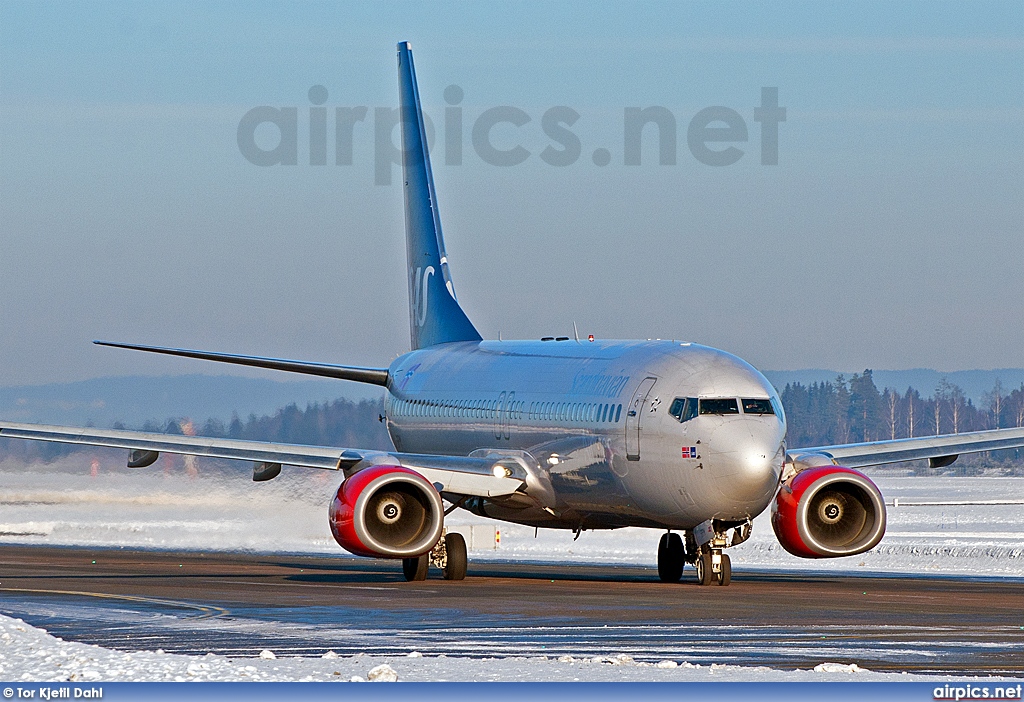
[504,391,515,440]
[495,391,506,440]
[625,377,657,461]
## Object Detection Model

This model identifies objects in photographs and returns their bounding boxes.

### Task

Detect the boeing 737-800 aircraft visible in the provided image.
[3,43,1024,586]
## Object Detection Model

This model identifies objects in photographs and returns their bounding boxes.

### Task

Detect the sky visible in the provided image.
[1,0,1022,386]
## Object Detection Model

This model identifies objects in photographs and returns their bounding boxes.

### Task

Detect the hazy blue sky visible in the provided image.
[1,1,1022,386]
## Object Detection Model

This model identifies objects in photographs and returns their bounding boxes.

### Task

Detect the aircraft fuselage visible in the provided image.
[386,339,787,531]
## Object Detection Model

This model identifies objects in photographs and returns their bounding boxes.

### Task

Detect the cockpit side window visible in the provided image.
[771,396,785,422]
[741,398,775,415]
[669,397,698,423]
[699,398,739,415]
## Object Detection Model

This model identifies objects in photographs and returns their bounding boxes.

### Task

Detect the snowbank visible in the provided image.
[0,614,1013,683]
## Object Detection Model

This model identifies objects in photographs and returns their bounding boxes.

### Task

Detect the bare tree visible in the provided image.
[983,379,1004,430]
[1015,384,1024,428]
[948,383,967,434]
[933,380,948,435]
[884,388,900,440]
[904,387,919,438]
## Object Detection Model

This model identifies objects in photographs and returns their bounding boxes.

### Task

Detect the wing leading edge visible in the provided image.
[789,425,1024,469]
[0,421,525,498]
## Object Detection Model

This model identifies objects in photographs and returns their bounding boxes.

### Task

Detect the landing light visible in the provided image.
[547,455,560,466]
[493,465,513,478]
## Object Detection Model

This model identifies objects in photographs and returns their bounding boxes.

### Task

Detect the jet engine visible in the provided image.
[771,466,886,558]
[329,465,444,558]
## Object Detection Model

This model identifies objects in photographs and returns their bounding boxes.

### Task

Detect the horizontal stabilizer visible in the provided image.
[94,341,390,387]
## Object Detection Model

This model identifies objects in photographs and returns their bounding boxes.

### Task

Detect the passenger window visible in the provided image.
[615,404,622,422]
[699,398,739,415]
[742,398,775,415]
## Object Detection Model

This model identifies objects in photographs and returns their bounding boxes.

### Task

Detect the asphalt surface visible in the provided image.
[0,544,1022,674]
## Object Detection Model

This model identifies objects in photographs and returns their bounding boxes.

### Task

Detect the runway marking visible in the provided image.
[0,587,230,620]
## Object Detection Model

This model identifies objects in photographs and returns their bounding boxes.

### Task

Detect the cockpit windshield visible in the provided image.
[669,397,698,423]
[672,397,778,420]
[741,398,775,415]
[699,398,740,415]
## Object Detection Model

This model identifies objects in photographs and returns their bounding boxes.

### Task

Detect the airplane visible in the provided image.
[4,41,1024,586]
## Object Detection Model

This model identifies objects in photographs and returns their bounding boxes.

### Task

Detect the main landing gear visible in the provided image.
[657,531,732,586]
[402,529,467,582]
[657,532,685,582]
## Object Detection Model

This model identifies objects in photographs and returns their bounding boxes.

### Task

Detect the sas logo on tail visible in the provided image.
[681,446,698,459]
[412,265,435,328]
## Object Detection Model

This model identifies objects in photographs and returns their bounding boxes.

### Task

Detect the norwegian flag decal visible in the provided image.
[681,446,697,459]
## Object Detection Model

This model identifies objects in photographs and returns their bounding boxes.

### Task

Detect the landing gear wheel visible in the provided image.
[442,532,468,581]
[695,552,714,586]
[657,532,685,583]
[717,553,731,586]
[403,553,429,581]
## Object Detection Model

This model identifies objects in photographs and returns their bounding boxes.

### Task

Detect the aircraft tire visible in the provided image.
[657,532,685,583]
[443,532,468,581]
[403,553,429,581]
[695,552,714,586]
[718,554,731,586]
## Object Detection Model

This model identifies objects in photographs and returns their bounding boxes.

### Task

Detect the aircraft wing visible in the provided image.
[0,421,525,498]
[789,425,1024,469]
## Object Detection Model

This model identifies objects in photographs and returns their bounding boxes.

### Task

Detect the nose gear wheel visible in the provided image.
[695,551,714,586]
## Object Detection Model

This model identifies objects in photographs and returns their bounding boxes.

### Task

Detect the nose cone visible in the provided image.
[707,417,785,515]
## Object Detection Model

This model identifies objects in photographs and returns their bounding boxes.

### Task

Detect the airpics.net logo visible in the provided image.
[934,684,1023,701]
[236,84,786,185]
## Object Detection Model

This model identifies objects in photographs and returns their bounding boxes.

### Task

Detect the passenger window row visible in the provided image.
[392,397,525,419]
[528,402,622,424]
[390,397,622,424]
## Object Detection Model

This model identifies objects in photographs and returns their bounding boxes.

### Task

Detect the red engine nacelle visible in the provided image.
[329,465,444,558]
[771,466,886,558]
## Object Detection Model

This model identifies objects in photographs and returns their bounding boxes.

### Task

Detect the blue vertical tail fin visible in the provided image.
[397,41,482,350]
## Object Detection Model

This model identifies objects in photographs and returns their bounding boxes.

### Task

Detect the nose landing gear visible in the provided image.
[694,548,731,586]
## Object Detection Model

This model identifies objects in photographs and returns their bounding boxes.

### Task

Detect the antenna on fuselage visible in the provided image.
[572,321,580,342]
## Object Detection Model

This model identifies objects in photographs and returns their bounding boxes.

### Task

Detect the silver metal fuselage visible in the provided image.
[385,339,787,531]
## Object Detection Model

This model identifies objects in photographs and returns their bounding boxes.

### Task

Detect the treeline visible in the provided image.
[782,370,1024,450]
[0,397,391,465]
[5,377,1024,472]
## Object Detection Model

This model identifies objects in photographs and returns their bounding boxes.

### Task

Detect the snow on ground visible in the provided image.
[0,460,1022,681]
[0,613,1015,682]
[0,458,1021,579]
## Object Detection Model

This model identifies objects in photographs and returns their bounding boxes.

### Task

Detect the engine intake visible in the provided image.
[329,465,444,558]
[771,466,886,558]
